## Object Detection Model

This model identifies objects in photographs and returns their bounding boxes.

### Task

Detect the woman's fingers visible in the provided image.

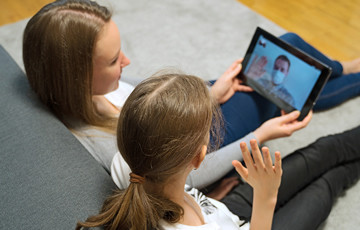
[226,59,243,76]
[235,84,254,92]
[279,110,300,124]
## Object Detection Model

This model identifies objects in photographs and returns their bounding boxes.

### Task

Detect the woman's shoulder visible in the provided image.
[67,117,117,172]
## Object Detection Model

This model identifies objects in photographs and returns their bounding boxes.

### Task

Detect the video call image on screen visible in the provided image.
[244,35,321,111]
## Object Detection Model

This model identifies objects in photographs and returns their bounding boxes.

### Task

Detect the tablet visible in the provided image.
[238,27,332,120]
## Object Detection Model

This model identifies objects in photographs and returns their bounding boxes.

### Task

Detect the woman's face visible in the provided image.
[92,20,130,95]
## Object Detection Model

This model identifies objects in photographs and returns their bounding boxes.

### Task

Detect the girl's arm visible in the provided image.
[233,140,282,230]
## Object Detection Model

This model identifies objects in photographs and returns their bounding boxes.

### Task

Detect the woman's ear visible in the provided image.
[192,145,207,170]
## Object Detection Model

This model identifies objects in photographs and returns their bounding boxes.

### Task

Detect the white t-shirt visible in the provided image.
[158,185,250,230]
[104,80,135,107]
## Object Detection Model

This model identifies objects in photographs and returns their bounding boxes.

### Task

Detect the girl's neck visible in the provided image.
[160,169,205,226]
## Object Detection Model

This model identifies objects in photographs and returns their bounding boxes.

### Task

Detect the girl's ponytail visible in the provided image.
[76,175,184,230]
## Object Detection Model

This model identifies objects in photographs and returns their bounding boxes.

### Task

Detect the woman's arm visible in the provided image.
[186,132,256,189]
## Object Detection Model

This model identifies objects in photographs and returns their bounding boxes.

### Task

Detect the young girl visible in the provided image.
[76,71,360,229]
[76,72,282,230]
[24,0,360,192]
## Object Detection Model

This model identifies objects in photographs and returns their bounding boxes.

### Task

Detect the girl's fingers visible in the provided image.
[240,142,254,168]
[274,151,282,174]
[250,139,265,169]
[262,147,273,169]
[232,160,248,180]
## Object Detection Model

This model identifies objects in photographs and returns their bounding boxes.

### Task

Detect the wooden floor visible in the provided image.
[0,0,52,26]
[238,0,360,60]
[0,0,359,60]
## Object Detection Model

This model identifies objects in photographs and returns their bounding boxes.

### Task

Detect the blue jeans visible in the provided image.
[219,32,360,147]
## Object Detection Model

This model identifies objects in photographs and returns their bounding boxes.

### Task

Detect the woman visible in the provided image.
[23,0,360,190]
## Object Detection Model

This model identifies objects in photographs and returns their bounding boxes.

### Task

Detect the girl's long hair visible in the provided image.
[23,0,117,131]
[76,71,223,230]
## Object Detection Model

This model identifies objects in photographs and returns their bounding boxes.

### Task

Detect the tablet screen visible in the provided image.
[239,27,331,120]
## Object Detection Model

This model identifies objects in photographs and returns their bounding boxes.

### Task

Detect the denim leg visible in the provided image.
[314,72,360,110]
[209,79,279,147]
[279,32,343,78]
[219,91,279,147]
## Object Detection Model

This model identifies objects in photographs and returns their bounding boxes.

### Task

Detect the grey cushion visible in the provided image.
[0,45,116,229]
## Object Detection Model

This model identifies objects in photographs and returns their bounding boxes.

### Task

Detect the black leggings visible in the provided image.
[221,125,360,230]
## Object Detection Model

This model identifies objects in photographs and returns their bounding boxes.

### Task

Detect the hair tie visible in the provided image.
[129,172,145,184]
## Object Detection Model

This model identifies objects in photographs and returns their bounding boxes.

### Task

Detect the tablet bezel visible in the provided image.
[238,27,332,120]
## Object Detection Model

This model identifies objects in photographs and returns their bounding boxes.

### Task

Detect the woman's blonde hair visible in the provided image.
[76,71,223,230]
[23,0,116,130]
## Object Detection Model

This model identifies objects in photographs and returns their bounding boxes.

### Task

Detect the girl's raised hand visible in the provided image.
[233,140,282,230]
[232,140,282,199]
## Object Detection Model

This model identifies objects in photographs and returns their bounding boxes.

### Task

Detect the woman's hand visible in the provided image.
[233,140,282,200]
[253,110,313,144]
[210,59,253,104]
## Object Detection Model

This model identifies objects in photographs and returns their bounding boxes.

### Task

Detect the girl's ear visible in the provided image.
[192,145,207,170]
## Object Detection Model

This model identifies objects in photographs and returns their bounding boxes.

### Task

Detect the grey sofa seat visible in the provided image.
[0,45,116,229]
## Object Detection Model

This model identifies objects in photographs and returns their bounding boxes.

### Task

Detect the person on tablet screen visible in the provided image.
[248,55,295,106]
